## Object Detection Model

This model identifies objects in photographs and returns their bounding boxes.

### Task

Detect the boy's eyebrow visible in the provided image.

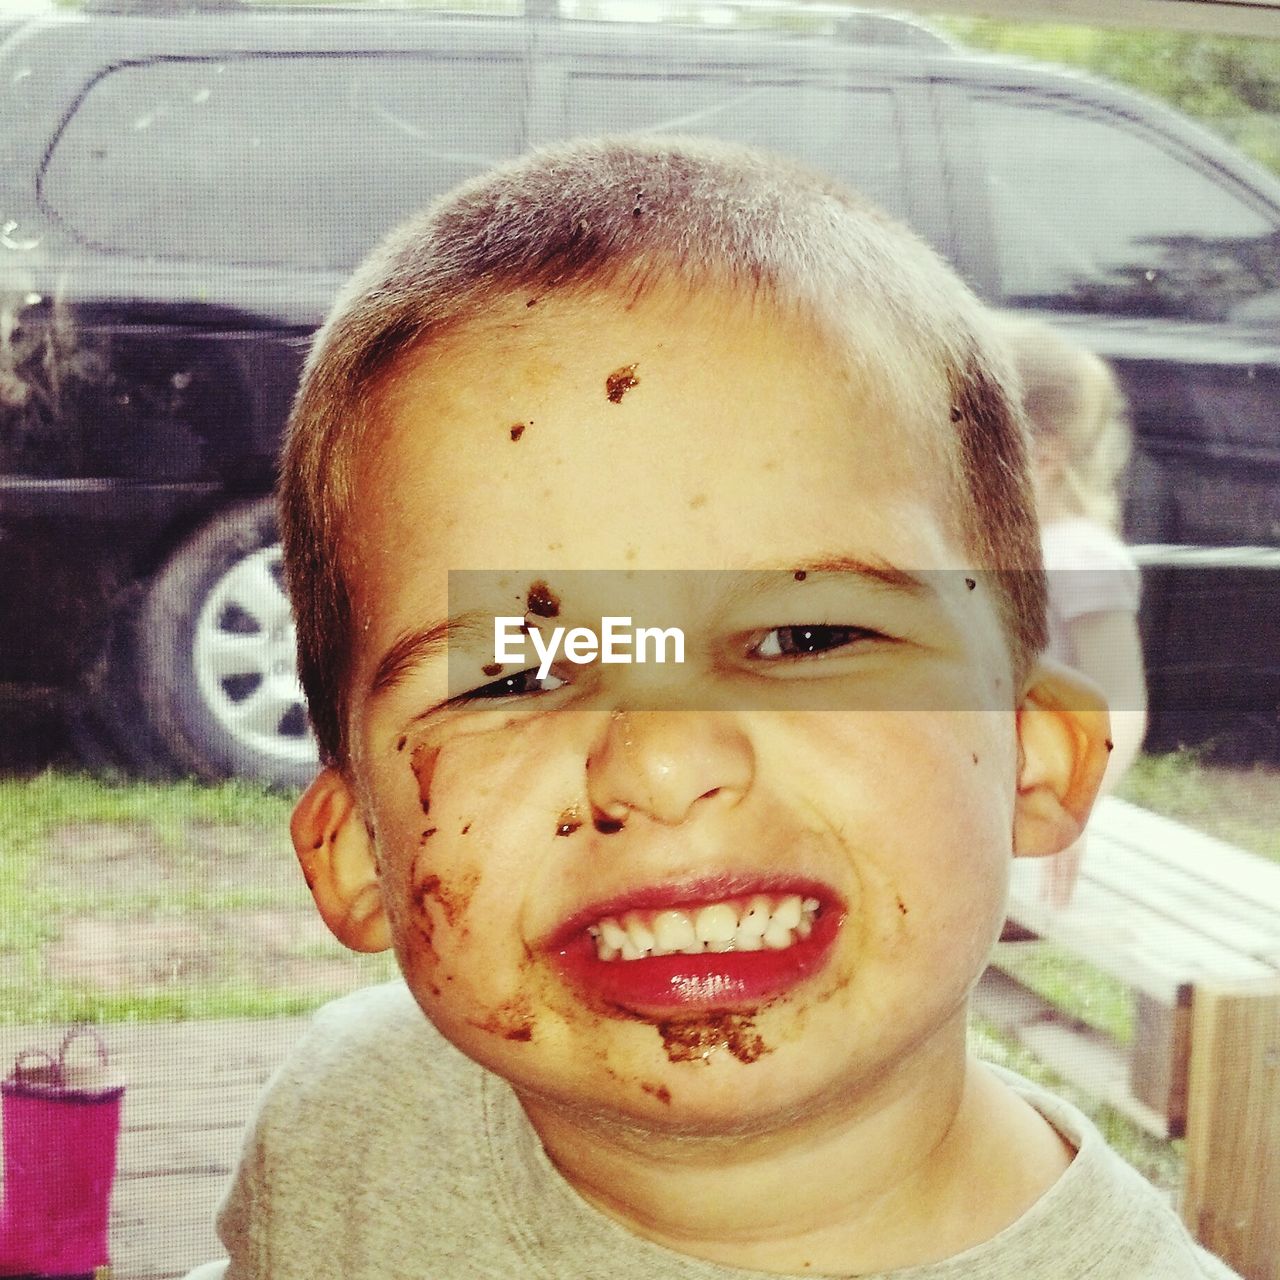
[734,555,933,598]
[368,611,493,697]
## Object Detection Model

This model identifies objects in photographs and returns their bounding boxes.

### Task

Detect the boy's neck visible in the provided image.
[518,1023,1074,1275]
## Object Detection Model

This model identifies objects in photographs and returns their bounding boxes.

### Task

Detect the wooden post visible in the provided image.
[1181,978,1280,1280]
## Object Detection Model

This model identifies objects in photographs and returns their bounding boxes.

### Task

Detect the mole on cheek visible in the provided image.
[509,422,527,442]
[411,744,440,816]
[526,580,560,618]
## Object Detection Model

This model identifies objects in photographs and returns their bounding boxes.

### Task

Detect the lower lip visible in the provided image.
[551,908,842,1016]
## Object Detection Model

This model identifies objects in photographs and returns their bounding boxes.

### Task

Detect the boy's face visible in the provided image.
[298,282,1102,1136]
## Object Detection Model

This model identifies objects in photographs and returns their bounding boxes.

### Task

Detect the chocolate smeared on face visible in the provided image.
[411,744,440,815]
[526,580,561,618]
[556,807,583,837]
[656,1012,769,1065]
[605,363,640,404]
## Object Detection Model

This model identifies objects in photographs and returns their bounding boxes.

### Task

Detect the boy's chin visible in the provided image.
[439,993,858,1136]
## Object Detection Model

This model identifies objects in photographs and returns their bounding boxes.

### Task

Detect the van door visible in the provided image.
[934,73,1280,751]
[529,22,944,258]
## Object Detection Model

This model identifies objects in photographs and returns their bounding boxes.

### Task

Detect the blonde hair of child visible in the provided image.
[998,317,1132,533]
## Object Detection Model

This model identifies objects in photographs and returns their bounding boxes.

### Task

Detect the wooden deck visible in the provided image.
[0,1018,307,1280]
[7,795,1278,1280]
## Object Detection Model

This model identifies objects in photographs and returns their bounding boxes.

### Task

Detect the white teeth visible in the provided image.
[619,936,647,961]
[652,910,697,953]
[738,896,772,938]
[762,917,795,949]
[694,903,739,944]
[621,911,656,953]
[599,918,628,951]
[773,895,803,930]
[589,894,823,962]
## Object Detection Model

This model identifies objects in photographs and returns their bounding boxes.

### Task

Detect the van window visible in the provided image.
[970,93,1280,319]
[565,75,910,224]
[42,55,525,269]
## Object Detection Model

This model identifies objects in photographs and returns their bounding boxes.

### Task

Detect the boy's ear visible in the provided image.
[1014,660,1113,859]
[290,769,391,953]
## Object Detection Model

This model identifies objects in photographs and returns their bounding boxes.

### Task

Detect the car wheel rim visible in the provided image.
[191,544,317,767]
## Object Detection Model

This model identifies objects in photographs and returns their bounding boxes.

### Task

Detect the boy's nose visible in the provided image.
[585,710,752,828]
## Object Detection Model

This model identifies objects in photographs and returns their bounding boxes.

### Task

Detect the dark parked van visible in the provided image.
[2,3,1279,785]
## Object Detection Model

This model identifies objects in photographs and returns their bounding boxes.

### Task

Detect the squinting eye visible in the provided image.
[466,667,567,700]
[753,625,875,658]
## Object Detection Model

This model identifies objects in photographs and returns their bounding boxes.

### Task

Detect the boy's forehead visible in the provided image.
[345,281,969,608]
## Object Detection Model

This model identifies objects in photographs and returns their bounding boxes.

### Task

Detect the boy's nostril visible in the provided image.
[593,811,626,835]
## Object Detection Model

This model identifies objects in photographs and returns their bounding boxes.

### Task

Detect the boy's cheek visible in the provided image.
[369,714,595,1005]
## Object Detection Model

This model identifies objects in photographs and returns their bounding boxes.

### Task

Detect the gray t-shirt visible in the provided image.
[188,982,1239,1280]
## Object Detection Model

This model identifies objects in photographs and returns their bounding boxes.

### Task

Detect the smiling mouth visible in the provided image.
[550,880,842,1016]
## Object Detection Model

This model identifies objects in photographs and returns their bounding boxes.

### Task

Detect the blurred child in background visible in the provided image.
[1001,318,1148,906]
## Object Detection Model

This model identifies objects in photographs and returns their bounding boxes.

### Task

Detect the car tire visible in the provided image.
[128,498,319,788]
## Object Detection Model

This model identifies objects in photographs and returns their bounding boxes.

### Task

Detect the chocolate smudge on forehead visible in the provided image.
[605,363,640,404]
[526,580,560,618]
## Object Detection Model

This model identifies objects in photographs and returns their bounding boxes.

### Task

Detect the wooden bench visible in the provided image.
[976,795,1280,1280]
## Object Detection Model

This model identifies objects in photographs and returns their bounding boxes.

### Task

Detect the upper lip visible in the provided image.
[542,873,843,952]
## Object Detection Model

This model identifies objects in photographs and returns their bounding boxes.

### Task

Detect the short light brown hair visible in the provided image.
[280,136,1046,766]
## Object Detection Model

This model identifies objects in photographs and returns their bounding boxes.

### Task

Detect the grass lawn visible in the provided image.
[0,772,395,1026]
[2,748,1277,1190]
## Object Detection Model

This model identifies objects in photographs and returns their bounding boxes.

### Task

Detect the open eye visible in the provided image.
[464,667,568,700]
[752,625,880,658]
